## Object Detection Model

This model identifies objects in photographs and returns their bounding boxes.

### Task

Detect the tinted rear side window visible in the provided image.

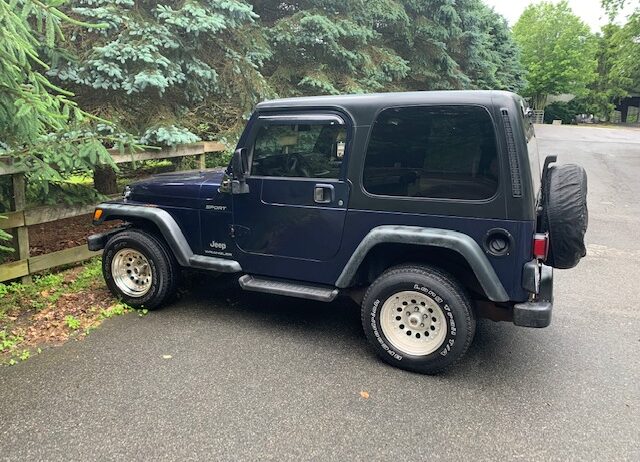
[521,102,542,196]
[363,106,499,200]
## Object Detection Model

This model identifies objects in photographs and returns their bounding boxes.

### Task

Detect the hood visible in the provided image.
[128,168,226,205]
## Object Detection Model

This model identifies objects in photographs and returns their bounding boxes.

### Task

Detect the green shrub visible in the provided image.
[543,100,591,124]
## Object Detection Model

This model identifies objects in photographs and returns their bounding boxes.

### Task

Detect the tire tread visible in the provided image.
[103,229,178,309]
[361,263,475,374]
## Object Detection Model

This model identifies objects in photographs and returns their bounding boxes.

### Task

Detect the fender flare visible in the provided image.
[93,203,241,273]
[335,225,510,302]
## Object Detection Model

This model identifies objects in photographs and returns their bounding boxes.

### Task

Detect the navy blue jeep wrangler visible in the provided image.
[89,91,588,373]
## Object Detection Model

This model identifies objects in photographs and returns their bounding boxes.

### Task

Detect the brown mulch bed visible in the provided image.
[15,286,115,348]
[2,214,121,264]
[0,263,127,365]
[28,213,121,257]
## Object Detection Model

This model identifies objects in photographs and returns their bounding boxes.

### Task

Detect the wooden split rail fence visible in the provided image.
[0,141,224,283]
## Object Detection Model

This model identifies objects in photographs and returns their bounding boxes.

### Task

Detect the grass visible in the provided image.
[0,257,137,365]
[66,174,93,186]
[70,258,103,290]
[64,315,80,330]
[0,273,64,316]
[0,260,105,321]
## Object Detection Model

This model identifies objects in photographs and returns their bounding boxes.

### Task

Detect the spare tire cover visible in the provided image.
[542,164,588,269]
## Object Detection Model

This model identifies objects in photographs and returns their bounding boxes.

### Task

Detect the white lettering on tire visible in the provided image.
[371,298,403,360]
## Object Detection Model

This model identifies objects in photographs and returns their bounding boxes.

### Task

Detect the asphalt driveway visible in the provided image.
[1,124,639,461]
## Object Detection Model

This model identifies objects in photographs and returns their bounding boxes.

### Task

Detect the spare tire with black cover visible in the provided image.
[542,163,588,269]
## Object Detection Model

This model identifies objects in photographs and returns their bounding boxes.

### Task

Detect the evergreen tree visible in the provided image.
[52,0,271,144]
[391,0,467,90]
[253,0,410,95]
[49,0,528,142]
[0,0,135,202]
[384,0,524,92]
[455,1,525,92]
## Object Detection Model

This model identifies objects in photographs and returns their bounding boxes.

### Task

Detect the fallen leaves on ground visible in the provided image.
[0,259,125,365]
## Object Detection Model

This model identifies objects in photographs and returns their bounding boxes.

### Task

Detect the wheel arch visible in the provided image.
[94,203,193,266]
[93,203,242,273]
[336,226,509,303]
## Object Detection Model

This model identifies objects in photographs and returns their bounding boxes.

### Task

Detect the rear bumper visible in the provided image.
[513,264,553,328]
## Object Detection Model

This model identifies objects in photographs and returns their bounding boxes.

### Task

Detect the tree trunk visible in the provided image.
[533,94,548,111]
[93,165,118,195]
[620,102,629,123]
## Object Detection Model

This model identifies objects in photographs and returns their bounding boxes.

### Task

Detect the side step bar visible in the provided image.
[238,275,339,302]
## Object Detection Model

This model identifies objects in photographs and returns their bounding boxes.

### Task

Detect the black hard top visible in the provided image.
[253,90,535,220]
[256,90,522,125]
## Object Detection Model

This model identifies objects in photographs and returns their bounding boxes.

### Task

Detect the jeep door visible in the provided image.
[231,112,351,278]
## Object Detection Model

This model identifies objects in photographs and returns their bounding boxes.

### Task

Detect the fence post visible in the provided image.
[0,142,226,284]
[532,110,545,125]
[10,173,31,283]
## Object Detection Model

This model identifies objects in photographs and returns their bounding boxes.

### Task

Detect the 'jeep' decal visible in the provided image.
[209,241,227,251]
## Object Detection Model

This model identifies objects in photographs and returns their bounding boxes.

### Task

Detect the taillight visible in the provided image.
[533,233,549,260]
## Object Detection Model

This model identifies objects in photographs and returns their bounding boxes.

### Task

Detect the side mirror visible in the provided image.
[231,148,249,194]
[232,148,248,181]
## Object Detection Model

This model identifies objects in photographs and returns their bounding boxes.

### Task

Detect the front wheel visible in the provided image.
[102,229,178,309]
[361,264,476,374]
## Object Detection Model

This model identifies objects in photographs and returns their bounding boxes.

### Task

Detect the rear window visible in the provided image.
[521,101,542,195]
[363,105,499,200]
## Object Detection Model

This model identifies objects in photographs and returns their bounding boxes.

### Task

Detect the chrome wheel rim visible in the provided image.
[380,290,447,356]
[111,248,152,297]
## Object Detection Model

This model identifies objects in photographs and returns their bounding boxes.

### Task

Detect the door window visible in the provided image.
[251,119,346,179]
[363,105,499,200]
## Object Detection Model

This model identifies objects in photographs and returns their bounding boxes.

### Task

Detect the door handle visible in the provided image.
[314,184,334,204]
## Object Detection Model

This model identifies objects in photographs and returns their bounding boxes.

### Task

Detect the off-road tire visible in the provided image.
[361,264,476,374]
[102,229,178,309]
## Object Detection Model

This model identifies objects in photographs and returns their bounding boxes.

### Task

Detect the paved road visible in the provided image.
[1,125,639,461]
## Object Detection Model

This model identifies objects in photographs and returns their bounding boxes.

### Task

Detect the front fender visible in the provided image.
[91,202,241,273]
[335,225,510,302]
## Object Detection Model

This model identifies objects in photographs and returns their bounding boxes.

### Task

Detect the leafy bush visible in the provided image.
[543,100,591,124]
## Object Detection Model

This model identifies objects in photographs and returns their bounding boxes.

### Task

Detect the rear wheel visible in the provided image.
[361,264,476,374]
[103,229,178,309]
